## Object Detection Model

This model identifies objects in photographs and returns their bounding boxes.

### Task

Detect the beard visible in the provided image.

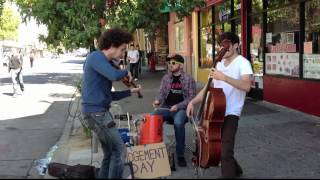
[170,67,180,73]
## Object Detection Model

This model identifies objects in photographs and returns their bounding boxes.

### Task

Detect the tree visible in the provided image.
[14,0,106,50]
[105,0,205,51]
[0,0,5,16]
[0,3,21,40]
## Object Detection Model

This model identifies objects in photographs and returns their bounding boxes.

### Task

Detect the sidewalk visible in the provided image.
[47,69,320,179]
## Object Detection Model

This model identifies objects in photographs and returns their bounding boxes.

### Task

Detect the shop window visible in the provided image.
[199,25,213,68]
[199,8,213,68]
[175,22,184,52]
[250,15,263,76]
[266,0,300,9]
[215,2,231,25]
[252,0,263,14]
[200,8,212,28]
[303,0,320,79]
[233,0,241,17]
[265,4,300,77]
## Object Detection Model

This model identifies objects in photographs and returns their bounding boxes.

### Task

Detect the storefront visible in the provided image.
[193,0,320,116]
[167,13,193,75]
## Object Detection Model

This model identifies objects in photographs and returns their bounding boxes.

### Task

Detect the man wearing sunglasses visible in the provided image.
[152,54,196,167]
[187,32,253,178]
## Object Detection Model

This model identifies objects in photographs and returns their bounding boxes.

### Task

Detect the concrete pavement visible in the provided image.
[48,67,320,179]
[0,56,84,178]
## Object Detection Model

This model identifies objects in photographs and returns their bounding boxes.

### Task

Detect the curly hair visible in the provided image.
[98,28,133,50]
[218,32,240,45]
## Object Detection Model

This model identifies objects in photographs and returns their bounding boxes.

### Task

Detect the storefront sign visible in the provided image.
[286,33,295,44]
[126,143,171,179]
[303,54,320,79]
[218,6,230,23]
[269,43,296,53]
[266,33,272,43]
[304,42,313,54]
[266,53,299,77]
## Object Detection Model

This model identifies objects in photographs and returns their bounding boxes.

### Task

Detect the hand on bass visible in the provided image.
[186,102,194,118]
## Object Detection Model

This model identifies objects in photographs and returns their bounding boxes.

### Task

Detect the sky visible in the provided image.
[9,2,48,46]
[18,18,48,46]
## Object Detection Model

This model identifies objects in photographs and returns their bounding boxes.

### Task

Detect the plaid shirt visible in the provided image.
[156,71,196,110]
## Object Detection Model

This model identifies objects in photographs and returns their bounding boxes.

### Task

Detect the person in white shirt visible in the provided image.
[186,32,253,178]
[127,44,140,81]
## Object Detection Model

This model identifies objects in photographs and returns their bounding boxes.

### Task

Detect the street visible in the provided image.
[0,56,84,178]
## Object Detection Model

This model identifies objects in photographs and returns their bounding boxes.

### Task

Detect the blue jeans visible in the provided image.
[83,111,124,179]
[151,108,187,157]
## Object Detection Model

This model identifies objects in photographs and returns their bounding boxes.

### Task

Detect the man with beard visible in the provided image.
[186,32,253,178]
[152,54,196,167]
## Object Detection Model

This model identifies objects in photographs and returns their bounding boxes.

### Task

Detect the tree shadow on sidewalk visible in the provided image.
[0,100,72,178]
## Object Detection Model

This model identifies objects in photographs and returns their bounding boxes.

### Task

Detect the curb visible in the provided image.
[43,95,81,179]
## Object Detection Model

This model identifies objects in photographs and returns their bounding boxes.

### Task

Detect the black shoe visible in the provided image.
[236,167,243,177]
[177,156,187,167]
[20,84,24,92]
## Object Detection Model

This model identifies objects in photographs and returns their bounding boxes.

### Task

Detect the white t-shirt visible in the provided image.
[127,50,140,64]
[212,55,253,117]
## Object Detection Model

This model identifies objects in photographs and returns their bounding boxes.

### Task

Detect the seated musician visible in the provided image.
[152,54,196,167]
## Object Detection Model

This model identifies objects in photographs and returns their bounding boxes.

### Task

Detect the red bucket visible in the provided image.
[139,114,163,145]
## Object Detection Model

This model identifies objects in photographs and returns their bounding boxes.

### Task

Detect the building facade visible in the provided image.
[189,0,320,116]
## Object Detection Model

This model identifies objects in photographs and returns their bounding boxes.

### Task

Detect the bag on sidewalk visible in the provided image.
[48,162,97,179]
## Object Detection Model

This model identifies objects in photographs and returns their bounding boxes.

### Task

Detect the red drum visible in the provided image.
[139,114,163,145]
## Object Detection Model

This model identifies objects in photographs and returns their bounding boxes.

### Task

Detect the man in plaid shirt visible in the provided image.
[152,54,196,167]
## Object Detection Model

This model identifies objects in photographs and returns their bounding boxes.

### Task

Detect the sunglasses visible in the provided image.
[168,60,182,65]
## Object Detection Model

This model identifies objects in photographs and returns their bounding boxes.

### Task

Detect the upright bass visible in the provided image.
[192,44,229,168]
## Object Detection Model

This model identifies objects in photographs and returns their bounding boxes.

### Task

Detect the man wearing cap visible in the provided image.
[152,54,196,167]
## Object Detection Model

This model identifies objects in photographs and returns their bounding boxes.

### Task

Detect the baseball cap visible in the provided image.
[166,54,184,64]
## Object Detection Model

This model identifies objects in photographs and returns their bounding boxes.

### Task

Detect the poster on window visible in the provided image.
[303,54,320,79]
[266,53,299,77]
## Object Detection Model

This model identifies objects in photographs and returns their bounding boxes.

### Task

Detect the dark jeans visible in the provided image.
[151,108,187,157]
[129,62,139,79]
[11,68,24,94]
[221,115,242,178]
[30,59,34,68]
[83,111,124,179]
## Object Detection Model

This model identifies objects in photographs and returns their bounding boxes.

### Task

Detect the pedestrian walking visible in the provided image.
[152,54,196,167]
[127,44,140,81]
[187,32,253,178]
[29,52,35,68]
[81,28,142,179]
[8,48,24,97]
